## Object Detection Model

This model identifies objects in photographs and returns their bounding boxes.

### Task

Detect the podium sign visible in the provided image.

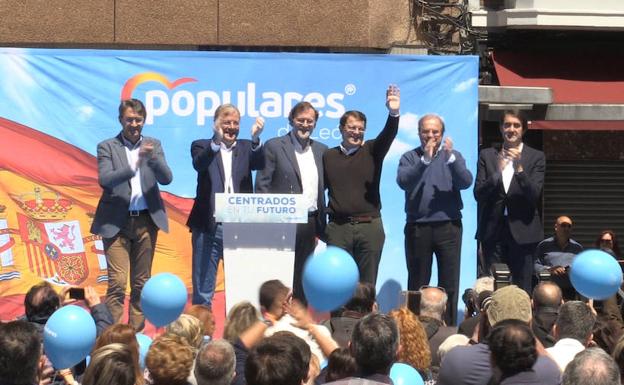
[215,193,307,313]
[215,193,308,223]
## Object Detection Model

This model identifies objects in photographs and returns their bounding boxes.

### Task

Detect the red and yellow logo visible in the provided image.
[120,72,197,100]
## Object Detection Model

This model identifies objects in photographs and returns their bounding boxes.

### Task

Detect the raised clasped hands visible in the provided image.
[139,140,154,159]
[136,139,154,168]
[499,146,522,172]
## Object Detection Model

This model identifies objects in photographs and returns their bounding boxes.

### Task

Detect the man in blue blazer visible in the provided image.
[474,110,545,293]
[187,104,265,306]
[255,102,328,304]
[91,98,172,331]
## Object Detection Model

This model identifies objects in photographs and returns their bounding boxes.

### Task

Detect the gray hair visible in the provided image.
[213,103,240,122]
[420,288,448,320]
[194,339,236,385]
[418,113,446,134]
[474,276,494,294]
[562,348,620,385]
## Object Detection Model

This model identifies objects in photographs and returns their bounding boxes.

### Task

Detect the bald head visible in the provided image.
[554,216,573,243]
[532,282,563,309]
[420,287,447,320]
[556,216,572,226]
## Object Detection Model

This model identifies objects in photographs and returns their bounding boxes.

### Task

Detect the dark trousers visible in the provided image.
[481,218,536,294]
[405,220,462,325]
[293,213,318,305]
[325,217,385,285]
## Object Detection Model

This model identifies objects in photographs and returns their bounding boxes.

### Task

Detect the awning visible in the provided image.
[493,50,624,104]
[491,50,624,129]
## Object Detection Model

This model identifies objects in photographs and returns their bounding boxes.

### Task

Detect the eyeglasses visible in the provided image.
[558,223,572,228]
[601,238,614,243]
[503,122,522,129]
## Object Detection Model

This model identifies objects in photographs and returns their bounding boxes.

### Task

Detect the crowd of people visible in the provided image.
[88,87,617,330]
[5,88,623,385]
[4,276,624,385]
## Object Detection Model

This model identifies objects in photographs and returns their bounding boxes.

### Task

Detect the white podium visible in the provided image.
[215,193,307,313]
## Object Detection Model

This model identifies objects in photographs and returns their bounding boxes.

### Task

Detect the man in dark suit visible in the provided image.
[474,110,545,293]
[91,98,172,330]
[187,104,264,306]
[255,102,328,304]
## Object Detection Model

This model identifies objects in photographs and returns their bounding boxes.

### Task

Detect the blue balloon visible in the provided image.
[570,249,623,300]
[43,305,96,369]
[302,246,359,312]
[135,333,153,369]
[141,273,187,327]
[390,363,424,385]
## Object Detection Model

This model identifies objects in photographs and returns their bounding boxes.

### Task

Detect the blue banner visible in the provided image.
[0,48,478,314]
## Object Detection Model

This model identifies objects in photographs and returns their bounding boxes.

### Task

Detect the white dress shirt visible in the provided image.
[211,140,236,193]
[546,337,585,372]
[122,136,148,211]
[292,136,319,212]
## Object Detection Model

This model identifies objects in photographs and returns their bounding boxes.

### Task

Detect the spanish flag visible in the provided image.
[0,117,218,318]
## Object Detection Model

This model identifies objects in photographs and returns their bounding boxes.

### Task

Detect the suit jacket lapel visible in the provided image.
[216,150,226,191]
[113,133,134,190]
[490,144,507,195]
[229,144,240,193]
[282,135,302,186]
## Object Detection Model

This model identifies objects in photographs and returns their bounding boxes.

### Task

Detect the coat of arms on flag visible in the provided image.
[0,204,20,282]
[15,188,89,285]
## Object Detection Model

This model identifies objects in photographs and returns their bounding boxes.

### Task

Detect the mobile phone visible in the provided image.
[68,287,85,300]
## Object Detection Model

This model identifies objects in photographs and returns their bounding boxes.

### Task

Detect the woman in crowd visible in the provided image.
[223,301,261,344]
[146,335,194,385]
[82,343,138,385]
[92,323,143,383]
[595,230,622,259]
[165,314,205,353]
[389,307,434,382]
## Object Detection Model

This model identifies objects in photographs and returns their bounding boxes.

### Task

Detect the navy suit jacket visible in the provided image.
[474,143,545,245]
[254,131,328,237]
[91,134,172,238]
[186,139,264,232]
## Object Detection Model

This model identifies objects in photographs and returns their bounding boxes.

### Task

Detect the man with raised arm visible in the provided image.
[323,85,400,285]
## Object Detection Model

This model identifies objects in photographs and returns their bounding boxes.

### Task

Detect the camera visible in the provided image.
[491,263,511,291]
